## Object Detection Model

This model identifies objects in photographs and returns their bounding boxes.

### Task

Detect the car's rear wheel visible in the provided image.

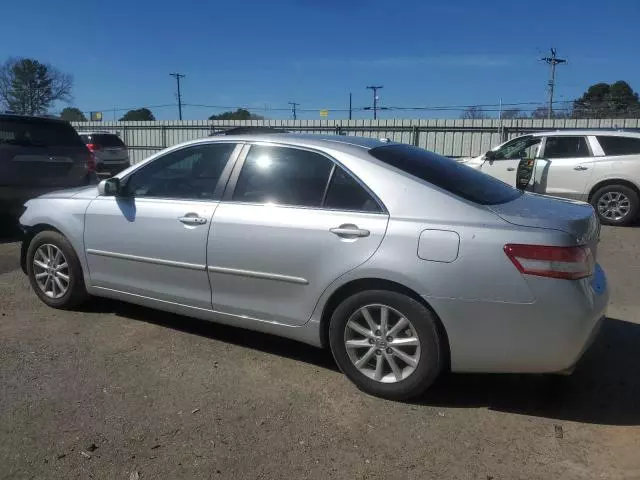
[26,230,88,309]
[591,184,639,226]
[329,290,444,400]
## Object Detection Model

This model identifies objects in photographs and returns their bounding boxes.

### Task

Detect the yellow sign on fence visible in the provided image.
[319,109,329,118]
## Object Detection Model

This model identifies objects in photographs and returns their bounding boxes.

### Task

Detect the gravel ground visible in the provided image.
[1,221,640,479]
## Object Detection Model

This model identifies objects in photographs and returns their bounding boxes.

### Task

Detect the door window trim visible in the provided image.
[221,142,388,214]
[116,141,243,202]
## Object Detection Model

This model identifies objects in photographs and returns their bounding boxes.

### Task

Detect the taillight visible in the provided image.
[86,152,96,172]
[86,143,100,152]
[504,244,594,280]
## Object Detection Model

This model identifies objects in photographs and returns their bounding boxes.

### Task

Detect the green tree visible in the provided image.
[573,81,640,118]
[60,107,86,122]
[209,108,264,120]
[0,57,73,115]
[119,108,155,121]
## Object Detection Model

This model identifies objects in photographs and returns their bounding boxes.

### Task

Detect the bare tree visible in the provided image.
[460,105,489,119]
[0,57,73,115]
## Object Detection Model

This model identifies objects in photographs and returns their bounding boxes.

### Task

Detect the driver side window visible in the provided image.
[126,143,237,200]
[493,136,541,160]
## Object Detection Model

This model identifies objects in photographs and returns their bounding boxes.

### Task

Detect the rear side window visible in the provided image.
[369,144,522,205]
[543,136,590,159]
[0,119,84,147]
[596,136,640,156]
[324,166,382,212]
[91,134,125,147]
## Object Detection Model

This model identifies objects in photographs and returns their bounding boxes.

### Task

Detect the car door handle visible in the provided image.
[330,225,370,238]
[574,165,589,171]
[506,167,515,171]
[178,215,207,225]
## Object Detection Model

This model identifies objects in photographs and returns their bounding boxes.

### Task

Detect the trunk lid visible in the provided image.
[489,192,601,257]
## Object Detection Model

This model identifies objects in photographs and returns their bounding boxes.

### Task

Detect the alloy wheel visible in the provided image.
[344,304,421,383]
[32,244,70,299]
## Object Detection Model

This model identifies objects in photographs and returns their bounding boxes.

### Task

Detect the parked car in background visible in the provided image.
[78,131,130,176]
[19,133,607,400]
[0,114,96,217]
[459,129,640,226]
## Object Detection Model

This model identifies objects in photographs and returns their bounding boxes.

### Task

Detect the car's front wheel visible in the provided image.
[26,230,88,309]
[329,290,445,400]
[591,184,639,226]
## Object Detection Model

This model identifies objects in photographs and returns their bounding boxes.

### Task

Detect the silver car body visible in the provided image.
[19,134,608,374]
[460,129,640,201]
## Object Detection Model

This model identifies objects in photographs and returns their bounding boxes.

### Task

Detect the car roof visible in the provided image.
[198,133,391,151]
[78,131,120,136]
[0,113,70,125]
[527,129,640,138]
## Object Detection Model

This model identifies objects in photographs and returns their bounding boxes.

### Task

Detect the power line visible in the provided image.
[540,48,567,119]
[365,85,383,119]
[169,73,186,120]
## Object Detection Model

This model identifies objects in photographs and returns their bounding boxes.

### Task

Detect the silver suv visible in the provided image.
[461,129,640,226]
[78,131,130,176]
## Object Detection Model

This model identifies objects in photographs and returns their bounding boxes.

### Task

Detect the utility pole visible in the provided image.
[169,73,185,120]
[349,92,352,120]
[366,85,383,119]
[540,48,566,119]
[288,101,299,120]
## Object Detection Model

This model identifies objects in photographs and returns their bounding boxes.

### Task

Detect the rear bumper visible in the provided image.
[428,263,609,373]
[96,160,130,175]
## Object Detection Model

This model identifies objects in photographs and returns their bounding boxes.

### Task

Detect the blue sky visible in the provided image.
[1,0,639,120]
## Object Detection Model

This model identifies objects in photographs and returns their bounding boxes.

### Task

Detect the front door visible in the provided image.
[84,142,240,308]
[207,144,389,326]
[536,135,594,200]
[480,135,542,187]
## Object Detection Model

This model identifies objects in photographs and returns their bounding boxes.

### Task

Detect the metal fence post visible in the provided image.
[161,125,167,148]
[412,126,420,146]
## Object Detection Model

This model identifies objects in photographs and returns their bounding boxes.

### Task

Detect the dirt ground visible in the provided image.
[1,221,640,480]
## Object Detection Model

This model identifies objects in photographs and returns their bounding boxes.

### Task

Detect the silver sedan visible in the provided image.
[19,133,608,399]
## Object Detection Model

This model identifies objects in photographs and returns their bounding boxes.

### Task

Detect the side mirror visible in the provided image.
[484,150,496,161]
[98,178,121,196]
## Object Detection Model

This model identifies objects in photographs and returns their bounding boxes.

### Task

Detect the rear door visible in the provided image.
[536,136,594,200]
[207,144,389,326]
[0,117,90,191]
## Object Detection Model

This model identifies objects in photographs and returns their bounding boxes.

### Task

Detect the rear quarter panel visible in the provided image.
[589,155,640,195]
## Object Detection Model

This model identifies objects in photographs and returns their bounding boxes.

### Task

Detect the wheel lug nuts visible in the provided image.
[386,347,392,354]
[386,336,393,342]
[369,338,375,345]
[375,349,382,355]
[374,330,381,336]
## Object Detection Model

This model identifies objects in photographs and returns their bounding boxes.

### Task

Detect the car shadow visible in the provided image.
[418,317,640,426]
[0,216,21,244]
[85,298,640,425]
[83,297,338,372]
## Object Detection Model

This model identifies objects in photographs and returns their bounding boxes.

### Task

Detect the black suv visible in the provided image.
[0,114,96,216]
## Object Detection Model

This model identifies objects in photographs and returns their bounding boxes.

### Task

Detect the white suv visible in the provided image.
[461,129,640,226]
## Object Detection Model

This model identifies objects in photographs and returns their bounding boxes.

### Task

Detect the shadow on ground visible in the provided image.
[86,297,640,426]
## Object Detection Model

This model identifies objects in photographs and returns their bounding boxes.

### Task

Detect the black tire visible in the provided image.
[329,290,444,400]
[26,230,88,309]
[591,184,639,226]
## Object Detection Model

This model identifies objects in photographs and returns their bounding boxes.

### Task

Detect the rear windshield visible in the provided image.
[369,144,522,206]
[90,134,125,147]
[0,119,84,148]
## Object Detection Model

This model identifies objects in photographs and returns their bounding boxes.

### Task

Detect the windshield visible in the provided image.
[370,144,522,205]
[492,135,541,160]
